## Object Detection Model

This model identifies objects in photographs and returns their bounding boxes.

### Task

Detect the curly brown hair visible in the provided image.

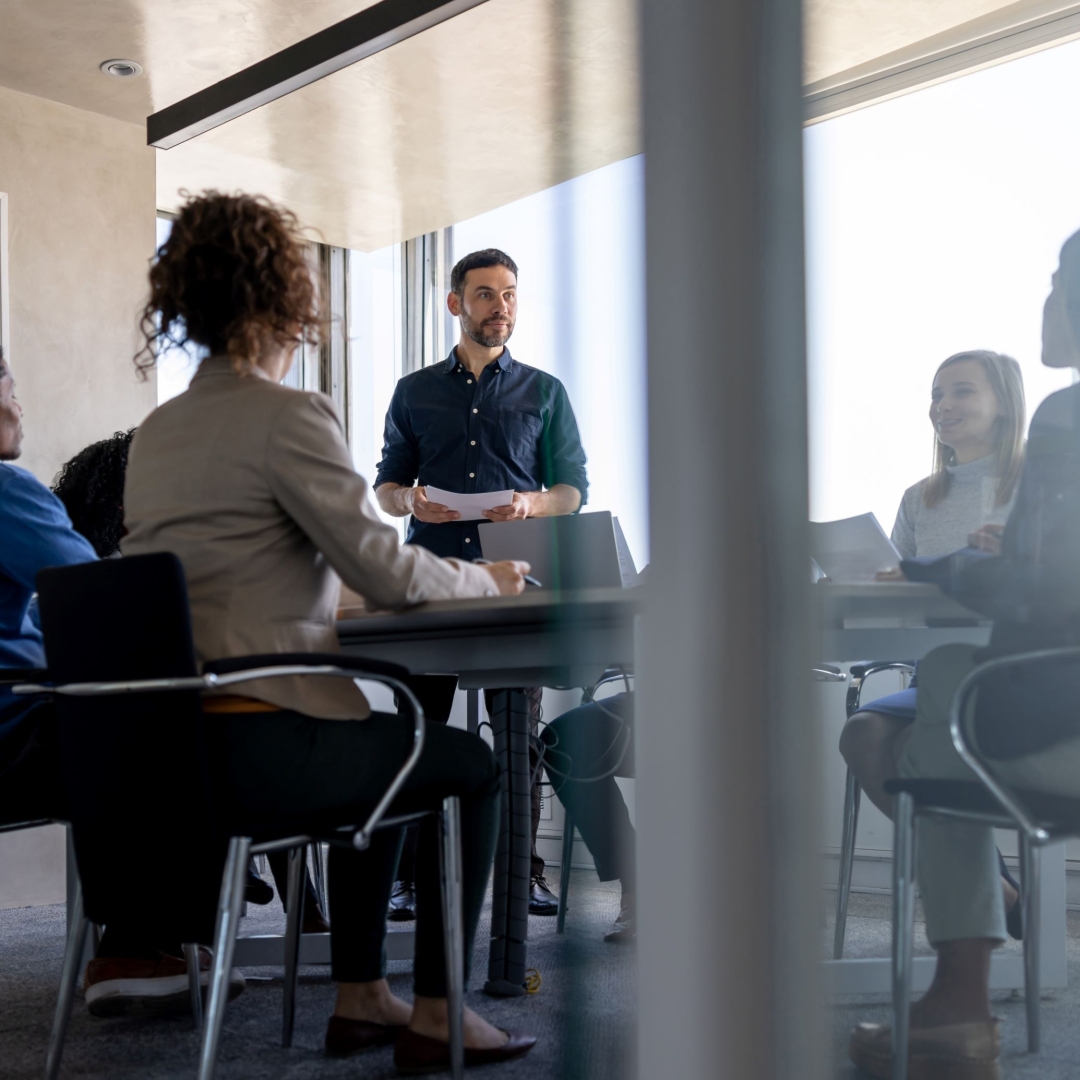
[135,191,325,377]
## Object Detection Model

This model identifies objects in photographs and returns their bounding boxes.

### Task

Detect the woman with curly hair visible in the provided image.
[52,429,135,558]
[116,191,536,1069]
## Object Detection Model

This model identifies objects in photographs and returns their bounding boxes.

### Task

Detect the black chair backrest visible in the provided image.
[36,553,223,942]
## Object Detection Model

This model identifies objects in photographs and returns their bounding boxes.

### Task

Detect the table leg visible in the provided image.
[484,689,531,997]
[466,689,479,735]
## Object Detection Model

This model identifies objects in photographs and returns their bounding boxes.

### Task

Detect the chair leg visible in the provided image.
[282,845,307,1049]
[891,792,916,1080]
[556,811,574,935]
[833,768,861,959]
[183,943,204,1032]
[197,835,250,1080]
[439,797,466,1080]
[44,875,91,1080]
[1021,834,1041,1053]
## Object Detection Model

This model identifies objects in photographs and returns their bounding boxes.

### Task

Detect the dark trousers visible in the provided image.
[213,710,499,996]
[539,692,635,890]
[0,700,67,825]
[485,687,545,879]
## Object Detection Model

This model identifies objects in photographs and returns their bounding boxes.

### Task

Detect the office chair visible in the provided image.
[19,554,468,1080]
[883,646,1080,1080]
[553,665,851,935]
[554,668,634,935]
[832,660,916,959]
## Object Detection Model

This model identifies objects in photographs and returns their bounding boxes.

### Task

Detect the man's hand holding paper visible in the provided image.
[424,485,517,523]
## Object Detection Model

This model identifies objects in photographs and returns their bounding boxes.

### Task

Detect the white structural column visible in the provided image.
[636,1,826,1078]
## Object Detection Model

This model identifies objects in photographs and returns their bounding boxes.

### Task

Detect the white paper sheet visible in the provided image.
[808,512,901,583]
[425,486,515,522]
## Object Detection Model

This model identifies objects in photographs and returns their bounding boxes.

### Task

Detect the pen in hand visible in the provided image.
[473,557,543,589]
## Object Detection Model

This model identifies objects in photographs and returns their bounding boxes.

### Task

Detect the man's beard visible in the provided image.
[461,312,513,349]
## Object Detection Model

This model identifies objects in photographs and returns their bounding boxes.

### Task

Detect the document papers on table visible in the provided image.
[809,513,901,583]
[425,486,515,522]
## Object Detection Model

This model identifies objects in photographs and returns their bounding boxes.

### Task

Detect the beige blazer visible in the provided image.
[122,356,495,719]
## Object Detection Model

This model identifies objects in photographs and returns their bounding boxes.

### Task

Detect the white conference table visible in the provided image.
[818,581,1068,996]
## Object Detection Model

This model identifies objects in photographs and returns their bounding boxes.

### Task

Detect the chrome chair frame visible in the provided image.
[553,665,849,936]
[0,666,204,1080]
[15,662,467,1080]
[888,646,1080,1080]
[555,668,633,936]
[832,660,916,960]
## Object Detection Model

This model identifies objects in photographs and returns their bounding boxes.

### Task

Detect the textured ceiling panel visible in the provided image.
[0,0,638,250]
[0,0,1068,248]
[805,0,1080,86]
[156,0,640,250]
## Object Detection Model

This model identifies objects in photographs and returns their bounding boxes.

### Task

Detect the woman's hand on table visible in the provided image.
[482,560,531,595]
[968,523,1004,554]
[874,566,907,581]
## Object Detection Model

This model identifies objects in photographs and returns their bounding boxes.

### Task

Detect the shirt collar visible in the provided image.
[443,347,515,373]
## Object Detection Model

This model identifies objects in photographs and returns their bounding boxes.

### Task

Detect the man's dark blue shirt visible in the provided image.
[375,348,588,558]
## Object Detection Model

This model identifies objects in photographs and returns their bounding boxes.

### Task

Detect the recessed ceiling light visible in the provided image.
[99,59,143,78]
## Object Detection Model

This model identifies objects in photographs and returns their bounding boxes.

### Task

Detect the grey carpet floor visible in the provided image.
[828,891,1080,1078]
[9,878,1079,1078]
[0,869,635,1080]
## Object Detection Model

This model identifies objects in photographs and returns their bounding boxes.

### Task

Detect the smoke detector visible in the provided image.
[99,59,143,78]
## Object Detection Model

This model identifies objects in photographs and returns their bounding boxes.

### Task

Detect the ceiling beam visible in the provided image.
[147,0,490,150]
[805,1,1080,124]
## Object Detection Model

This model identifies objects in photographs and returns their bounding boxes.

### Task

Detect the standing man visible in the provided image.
[376,248,588,917]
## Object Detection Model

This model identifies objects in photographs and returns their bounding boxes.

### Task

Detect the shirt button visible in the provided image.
[469,472,475,478]
[470,440,476,446]
[467,379,473,385]
[465,537,471,544]
[472,408,478,414]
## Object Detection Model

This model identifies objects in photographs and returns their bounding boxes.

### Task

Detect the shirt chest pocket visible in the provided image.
[495,408,544,473]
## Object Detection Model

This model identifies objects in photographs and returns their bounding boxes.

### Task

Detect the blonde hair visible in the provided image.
[923,350,1025,509]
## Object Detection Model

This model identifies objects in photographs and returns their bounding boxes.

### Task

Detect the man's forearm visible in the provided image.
[375,482,415,518]
[529,484,582,517]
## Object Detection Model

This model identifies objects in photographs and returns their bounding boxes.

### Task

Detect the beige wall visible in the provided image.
[0,84,157,907]
[0,82,157,486]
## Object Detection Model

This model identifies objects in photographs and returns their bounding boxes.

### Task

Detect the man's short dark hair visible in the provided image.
[450,249,518,296]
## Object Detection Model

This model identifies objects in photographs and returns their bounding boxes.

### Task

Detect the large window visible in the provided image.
[154,216,204,406]
[451,155,648,567]
[805,40,1080,535]
[347,243,403,527]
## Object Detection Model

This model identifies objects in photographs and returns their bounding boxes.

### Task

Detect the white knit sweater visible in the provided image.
[890,453,1014,560]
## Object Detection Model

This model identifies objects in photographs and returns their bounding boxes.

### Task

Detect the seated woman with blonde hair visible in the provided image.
[120,191,535,1070]
[839,350,1027,929]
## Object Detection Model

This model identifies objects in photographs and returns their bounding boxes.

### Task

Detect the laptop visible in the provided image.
[478,511,635,590]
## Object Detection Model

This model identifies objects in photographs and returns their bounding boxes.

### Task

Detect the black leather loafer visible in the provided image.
[325,1014,404,1057]
[528,875,559,916]
[244,862,274,906]
[394,1028,537,1075]
[388,880,417,922]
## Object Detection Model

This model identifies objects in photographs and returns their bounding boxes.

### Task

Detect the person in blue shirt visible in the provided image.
[375,248,589,917]
[0,349,97,821]
[0,352,248,1019]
